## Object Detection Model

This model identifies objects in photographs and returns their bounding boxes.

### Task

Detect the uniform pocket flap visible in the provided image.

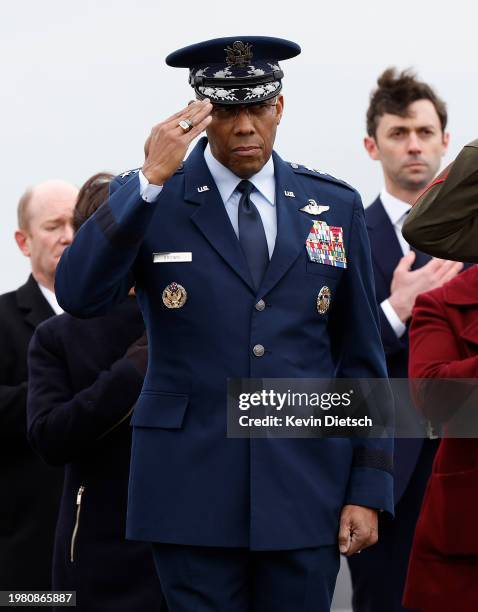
[306,261,344,279]
[131,392,189,429]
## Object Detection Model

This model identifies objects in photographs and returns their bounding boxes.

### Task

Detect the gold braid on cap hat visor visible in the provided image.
[178,118,194,133]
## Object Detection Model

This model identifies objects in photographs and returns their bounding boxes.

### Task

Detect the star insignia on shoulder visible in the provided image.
[120,168,141,179]
[288,162,354,192]
[289,162,328,175]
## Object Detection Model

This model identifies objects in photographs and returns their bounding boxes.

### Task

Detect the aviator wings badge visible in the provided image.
[300,199,330,216]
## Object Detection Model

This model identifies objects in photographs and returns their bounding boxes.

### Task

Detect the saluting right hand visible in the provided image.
[142,98,212,186]
[389,251,463,323]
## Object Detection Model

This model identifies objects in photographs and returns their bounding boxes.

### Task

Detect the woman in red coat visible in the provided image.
[403,264,478,612]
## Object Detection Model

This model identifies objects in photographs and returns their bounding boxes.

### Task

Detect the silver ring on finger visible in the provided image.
[178,118,194,133]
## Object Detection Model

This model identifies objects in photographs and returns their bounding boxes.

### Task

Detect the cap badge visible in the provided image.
[162,282,188,309]
[317,286,331,315]
[225,41,253,67]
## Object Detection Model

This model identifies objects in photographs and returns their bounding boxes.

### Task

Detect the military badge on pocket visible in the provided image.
[162,282,187,309]
[317,286,331,315]
[305,220,347,268]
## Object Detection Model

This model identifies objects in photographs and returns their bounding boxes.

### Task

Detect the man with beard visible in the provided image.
[346,68,462,612]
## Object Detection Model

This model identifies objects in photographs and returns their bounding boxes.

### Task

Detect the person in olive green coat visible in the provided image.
[402,139,478,262]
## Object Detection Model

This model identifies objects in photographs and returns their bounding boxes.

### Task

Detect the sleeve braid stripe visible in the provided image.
[353,447,393,475]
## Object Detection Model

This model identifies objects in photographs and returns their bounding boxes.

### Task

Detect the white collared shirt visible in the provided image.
[380,188,412,255]
[138,144,278,258]
[378,188,413,338]
[203,145,276,258]
[38,282,63,315]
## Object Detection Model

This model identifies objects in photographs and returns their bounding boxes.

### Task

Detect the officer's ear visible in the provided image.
[276,95,284,125]
[364,135,380,161]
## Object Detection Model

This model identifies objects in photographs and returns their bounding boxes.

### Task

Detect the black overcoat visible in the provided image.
[0,275,62,595]
[27,297,165,611]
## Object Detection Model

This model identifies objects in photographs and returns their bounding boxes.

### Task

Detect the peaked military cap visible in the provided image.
[166,36,301,105]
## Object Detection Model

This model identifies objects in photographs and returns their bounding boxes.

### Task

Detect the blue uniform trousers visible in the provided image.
[152,544,340,612]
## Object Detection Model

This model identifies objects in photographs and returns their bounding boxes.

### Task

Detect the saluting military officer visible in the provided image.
[55,36,393,612]
[403,138,478,262]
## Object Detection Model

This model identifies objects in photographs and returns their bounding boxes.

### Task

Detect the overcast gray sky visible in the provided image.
[1,0,476,293]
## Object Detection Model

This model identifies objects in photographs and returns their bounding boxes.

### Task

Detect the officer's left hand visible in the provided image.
[338,504,378,556]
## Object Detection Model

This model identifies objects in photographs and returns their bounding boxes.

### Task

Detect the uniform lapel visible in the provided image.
[185,139,255,292]
[257,152,312,300]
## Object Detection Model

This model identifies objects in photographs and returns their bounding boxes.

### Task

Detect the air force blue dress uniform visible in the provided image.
[55,36,393,611]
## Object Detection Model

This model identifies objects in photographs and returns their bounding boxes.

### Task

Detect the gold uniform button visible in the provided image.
[255,300,266,311]
[253,344,265,357]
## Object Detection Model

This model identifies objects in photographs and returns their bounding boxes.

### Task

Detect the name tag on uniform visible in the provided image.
[305,221,347,268]
[153,252,192,263]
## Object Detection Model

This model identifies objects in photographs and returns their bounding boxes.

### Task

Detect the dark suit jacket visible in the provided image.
[366,197,427,501]
[27,297,165,611]
[404,265,478,612]
[0,275,63,591]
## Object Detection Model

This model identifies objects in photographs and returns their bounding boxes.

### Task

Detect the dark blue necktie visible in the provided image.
[237,180,269,290]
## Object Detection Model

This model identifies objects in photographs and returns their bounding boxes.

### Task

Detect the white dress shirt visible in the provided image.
[38,282,63,315]
[379,188,412,338]
[139,171,163,202]
[203,145,276,257]
[138,144,278,258]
